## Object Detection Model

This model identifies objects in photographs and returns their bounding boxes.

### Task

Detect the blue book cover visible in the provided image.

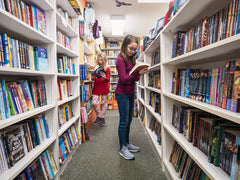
[33,117,41,145]
[0,82,6,120]
[43,151,54,178]
[59,137,67,161]
[24,80,35,109]
[0,79,10,118]
[68,129,75,149]
[235,0,240,34]
[205,69,212,104]
[28,120,37,148]
[180,70,187,97]
[185,69,191,98]
[1,33,10,67]
[64,133,72,152]
[42,114,50,138]
[57,58,63,73]
[34,46,48,71]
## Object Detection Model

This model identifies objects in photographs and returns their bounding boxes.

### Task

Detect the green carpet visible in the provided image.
[61,110,167,180]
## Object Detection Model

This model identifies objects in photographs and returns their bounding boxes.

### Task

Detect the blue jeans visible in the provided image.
[116,93,135,150]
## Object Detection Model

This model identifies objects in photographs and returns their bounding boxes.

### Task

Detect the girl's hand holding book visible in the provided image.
[139,68,148,75]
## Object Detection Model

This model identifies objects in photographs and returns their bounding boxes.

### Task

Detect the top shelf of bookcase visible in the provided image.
[162,0,230,33]
[56,0,78,17]
[0,9,53,44]
[144,34,161,54]
[25,0,54,11]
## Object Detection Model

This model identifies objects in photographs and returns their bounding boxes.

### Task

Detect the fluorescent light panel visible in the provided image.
[111,16,125,36]
[138,0,170,3]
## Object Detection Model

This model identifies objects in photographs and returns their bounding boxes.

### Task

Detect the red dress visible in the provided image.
[92,67,110,95]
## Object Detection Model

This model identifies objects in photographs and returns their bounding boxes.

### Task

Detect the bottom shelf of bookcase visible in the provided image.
[163,124,229,180]
[0,137,56,180]
[146,127,162,159]
[163,159,181,180]
[60,142,81,175]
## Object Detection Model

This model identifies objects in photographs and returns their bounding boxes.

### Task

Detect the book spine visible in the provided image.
[1,33,10,67]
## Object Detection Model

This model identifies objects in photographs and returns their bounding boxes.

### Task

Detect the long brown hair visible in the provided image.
[119,35,138,64]
[97,52,107,71]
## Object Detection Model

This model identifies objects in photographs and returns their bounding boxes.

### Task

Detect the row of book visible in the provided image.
[79,20,86,38]
[151,49,161,66]
[170,141,210,180]
[84,99,93,114]
[148,71,161,89]
[107,93,116,100]
[149,91,161,115]
[80,107,88,124]
[110,76,118,83]
[104,38,122,49]
[14,148,57,180]
[56,30,71,50]
[58,102,74,128]
[0,113,49,174]
[79,64,89,81]
[110,84,116,91]
[172,0,240,58]
[107,58,116,66]
[0,79,47,120]
[57,7,73,28]
[57,78,73,101]
[59,124,80,165]
[172,60,240,112]
[0,0,47,35]
[0,33,48,71]
[104,50,119,57]
[80,84,92,102]
[149,117,161,145]
[110,66,117,74]
[138,103,145,125]
[57,56,76,75]
[172,104,240,177]
[81,123,91,144]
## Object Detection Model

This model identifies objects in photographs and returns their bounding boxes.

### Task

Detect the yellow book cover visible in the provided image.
[47,149,57,172]
[62,104,67,123]
[74,123,81,140]
[63,134,71,153]
[30,46,35,70]
[7,37,12,68]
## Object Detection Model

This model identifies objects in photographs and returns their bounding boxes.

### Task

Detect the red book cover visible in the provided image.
[57,78,62,100]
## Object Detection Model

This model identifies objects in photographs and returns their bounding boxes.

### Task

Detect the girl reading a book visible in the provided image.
[116,35,148,160]
[92,52,110,126]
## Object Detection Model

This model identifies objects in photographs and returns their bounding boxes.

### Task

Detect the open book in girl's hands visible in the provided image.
[89,65,106,78]
[129,62,150,75]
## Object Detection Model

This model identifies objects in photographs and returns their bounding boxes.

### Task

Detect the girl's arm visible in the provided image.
[94,67,110,83]
[117,58,140,84]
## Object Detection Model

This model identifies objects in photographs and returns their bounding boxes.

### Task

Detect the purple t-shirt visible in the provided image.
[115,56,140,94]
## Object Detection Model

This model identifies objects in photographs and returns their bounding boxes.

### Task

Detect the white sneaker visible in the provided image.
[127,144,140,153]
[119,146,135,160]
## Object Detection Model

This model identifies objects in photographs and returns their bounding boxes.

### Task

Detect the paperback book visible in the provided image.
[129,62,149,75]
[89,65,106,78]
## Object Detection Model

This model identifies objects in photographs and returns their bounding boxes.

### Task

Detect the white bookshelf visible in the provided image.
[137,0,240,179]
[0,0,82,179]
[56,0,81,178]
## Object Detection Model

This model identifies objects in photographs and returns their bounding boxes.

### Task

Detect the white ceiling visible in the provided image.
[86,0,169,38]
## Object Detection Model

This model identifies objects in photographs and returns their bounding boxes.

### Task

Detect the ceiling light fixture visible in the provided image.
[110,15,125,36]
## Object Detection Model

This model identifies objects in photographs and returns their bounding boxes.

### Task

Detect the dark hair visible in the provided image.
[119,35,138,64]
